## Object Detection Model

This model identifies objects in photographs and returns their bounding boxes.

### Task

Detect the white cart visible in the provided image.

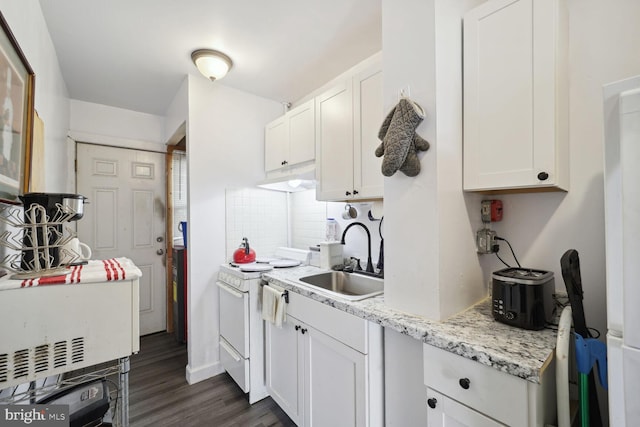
[0,277,140,426]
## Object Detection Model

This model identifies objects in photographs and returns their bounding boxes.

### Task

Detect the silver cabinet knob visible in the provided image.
[157,249,164,255]
[156,236,164,242]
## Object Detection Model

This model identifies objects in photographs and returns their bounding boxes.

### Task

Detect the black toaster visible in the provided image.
[491,268,555,330]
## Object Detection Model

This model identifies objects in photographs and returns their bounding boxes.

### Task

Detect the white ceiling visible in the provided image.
[38,0,382,116]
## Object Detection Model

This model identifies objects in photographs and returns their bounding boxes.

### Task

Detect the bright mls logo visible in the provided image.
[0,405,68,427]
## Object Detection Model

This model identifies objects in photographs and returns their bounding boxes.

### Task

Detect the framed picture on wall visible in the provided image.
[0,11,35,203]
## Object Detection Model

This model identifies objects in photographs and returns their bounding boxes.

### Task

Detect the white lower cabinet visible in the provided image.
[265,290,383,426]
[423,344,556,427]
[304,320,366,426]
[265,316,305,425]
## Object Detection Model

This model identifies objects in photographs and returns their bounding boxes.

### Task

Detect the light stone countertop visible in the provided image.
[262,265,557,384]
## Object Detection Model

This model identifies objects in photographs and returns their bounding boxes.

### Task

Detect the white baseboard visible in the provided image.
[185,361,224,385]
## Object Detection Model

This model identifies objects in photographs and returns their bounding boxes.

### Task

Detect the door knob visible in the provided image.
[157,236,164,242]
[157,249,164,255]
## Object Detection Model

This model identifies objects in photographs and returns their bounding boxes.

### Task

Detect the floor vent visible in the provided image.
[34,344,49,373]
[0,354,7,382]
[71,337,85,364]
[53,341,67,368]
[13,349,29,379]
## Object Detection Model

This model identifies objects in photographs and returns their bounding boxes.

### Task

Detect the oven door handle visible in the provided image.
[216,281,244,299]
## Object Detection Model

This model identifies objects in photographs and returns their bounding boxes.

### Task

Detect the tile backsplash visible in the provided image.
[225,187,288,260]
[225,187,383,270]
[290,190,327,250]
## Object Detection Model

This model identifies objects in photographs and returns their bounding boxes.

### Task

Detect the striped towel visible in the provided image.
[0,258,143,291]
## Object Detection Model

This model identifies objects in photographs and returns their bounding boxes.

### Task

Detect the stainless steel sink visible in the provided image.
[297,271,383,301]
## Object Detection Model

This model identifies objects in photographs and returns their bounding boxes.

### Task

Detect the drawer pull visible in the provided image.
[459,377,471,389]
[427,398,437,409]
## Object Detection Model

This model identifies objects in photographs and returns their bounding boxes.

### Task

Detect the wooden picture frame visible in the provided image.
[0,11,35,203]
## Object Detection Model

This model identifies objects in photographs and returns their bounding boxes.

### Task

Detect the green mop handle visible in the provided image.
[580,372,589,427]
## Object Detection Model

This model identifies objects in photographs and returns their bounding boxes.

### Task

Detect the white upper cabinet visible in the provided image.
[316,62,384,201]
[353,65,384,199]
[316,79,355,200]
[265,99,315,172]
[265,116,288,172]
[463,0,568,192]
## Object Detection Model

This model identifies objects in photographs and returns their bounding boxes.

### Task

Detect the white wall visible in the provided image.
[382,0,485,320]
[165,76,188,144]
[480,0,640,342]
[0,0,70,192]
[185,74,281,383]
[69,100,167,152]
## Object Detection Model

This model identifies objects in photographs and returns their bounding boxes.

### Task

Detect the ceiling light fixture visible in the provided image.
[191,49,233,81]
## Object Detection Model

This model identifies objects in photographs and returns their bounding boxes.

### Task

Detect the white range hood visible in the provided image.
[257,166,316,193]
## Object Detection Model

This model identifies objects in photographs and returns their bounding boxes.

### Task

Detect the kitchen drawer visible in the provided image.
[286,290,368,353]
[423,344,528,426]
[220,337,250,393]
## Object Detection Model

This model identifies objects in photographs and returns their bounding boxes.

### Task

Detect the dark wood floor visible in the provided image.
[127,332,295,427]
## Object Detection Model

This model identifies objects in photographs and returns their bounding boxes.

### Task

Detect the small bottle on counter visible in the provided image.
[325,218,339,242]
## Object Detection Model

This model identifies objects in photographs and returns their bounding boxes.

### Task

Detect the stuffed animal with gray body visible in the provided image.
[375,98,430,177]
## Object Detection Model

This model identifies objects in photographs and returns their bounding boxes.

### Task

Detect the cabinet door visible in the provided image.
[426,389,506,427]
[265,116,288,172]
[265,315,304,425]
[353,64,383,199]
[289,99,316,166]
[304,326,366,427]
[463,0,567,191]
[316,80,354,201]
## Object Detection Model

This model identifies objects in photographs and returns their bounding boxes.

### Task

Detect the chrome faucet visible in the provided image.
[340,222,374,273]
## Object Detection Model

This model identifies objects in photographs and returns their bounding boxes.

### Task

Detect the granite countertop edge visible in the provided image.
[262,266,557,384]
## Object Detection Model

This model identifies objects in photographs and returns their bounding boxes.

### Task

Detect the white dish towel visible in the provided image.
[262,285,286,328]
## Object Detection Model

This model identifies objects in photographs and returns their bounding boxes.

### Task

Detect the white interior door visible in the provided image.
[76,143,166,335]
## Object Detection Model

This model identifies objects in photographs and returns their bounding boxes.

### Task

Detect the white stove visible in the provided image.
[216,247,309,404]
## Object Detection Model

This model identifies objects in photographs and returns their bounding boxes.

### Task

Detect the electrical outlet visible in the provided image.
[476,229,497,254]
[481,200,492,223]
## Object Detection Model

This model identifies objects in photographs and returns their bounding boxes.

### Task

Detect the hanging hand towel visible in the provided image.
[262,285,286,328]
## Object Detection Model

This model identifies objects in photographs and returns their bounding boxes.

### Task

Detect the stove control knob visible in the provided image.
[505,311,516,320]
